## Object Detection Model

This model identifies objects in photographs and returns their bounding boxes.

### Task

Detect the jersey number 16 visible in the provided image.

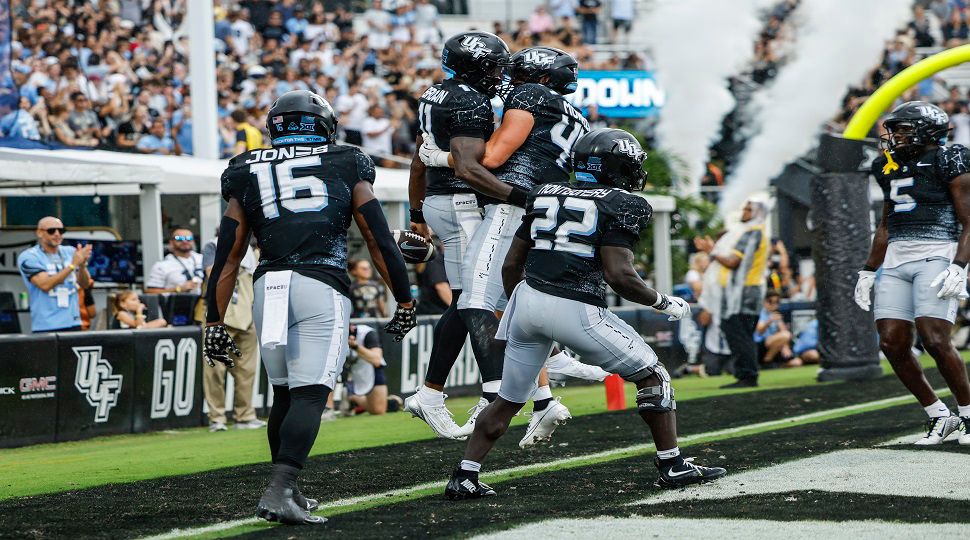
[250,156,329,219]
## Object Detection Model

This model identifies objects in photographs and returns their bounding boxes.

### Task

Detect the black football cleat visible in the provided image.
[654,457,727,489]
[256,465,327,525]
[293,487,320,512]
[444,468,497,500]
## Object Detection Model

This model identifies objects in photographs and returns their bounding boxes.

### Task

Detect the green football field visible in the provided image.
[1,355,968,539]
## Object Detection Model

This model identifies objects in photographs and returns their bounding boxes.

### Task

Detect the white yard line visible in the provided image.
[143,390,936,540]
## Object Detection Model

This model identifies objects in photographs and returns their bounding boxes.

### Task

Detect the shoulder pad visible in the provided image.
[504,83,550,112]
[355,149,376,184]
[611,194,653,236]
[938,144,970,180]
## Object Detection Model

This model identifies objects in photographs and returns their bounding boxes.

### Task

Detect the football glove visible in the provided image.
[203,324,241,368]
[384,302,417,342]
[418,136,451,168]
[653,293,691,321]
[854,270,876,311]
[930,263,969,299]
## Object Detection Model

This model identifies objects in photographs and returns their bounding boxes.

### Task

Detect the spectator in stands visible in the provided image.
[17,216,92,333]
[200,233,264,432]
[754,290,798,367]
[171,96,193,156]
[610,0,635,43]
[145,227,204,294]
[0,96,45,140]
[50,104,98,148]
[136,119,175,155]
[413,0,441,44]
[362,104,397,165]
[364,0,392,51]
[346,323,390,415]
[231,109,264,154]
[767,238,794,297]
[551,0,577,20]
[792,318,820,365]
[115,105,151,152]
[348,258,387,318]
[943,7,970,46]
[111,290,168,329]
[910,5,935,47]
[68,92,105,146]
[577,0,602,44]
[685,252,710,301]
[529,5,555,35]
[694,200,769,388]
[415,242,450,315]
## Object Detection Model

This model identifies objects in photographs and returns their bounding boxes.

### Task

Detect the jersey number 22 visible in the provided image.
[531,196,598,257]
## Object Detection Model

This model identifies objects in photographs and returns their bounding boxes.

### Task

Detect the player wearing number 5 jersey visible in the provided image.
[858,100,970,446]
[444,129,725,500]
[205,90,416,525]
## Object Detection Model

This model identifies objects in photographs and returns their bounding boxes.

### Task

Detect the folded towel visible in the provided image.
[260,270,292,349]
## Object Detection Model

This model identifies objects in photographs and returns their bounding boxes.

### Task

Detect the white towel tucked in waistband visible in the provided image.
[260,270,292,349]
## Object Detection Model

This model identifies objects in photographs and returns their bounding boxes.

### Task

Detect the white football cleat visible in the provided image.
[519,397,572,448]
[404,394,466,440]
[545,352,610,382]
[456,397,490,438]
[914,415,961,445]
[960,417,970,445]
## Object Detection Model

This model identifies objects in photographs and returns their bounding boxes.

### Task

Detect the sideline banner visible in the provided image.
[566,71,665,118]
[132,328,204,432]
[0,334,58,447]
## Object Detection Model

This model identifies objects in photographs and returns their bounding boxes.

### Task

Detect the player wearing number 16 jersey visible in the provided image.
[856,100,970,446]
[444,129,725,500]
[204,90,417,525]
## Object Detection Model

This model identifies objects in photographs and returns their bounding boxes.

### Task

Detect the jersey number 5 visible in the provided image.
[531,196,598,257]
[250,156,328,219]
[889,178,916,213]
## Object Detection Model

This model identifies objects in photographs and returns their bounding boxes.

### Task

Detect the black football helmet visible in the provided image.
[571,128,647,192]
[266,90,337,145]
[509,46,579,95]
[880,100,950,159]
[441,31,511,98]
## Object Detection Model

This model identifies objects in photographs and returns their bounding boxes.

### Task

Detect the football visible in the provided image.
[393,229,436,263]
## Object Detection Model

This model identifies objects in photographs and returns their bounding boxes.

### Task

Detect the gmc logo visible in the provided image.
[20,376,57,392]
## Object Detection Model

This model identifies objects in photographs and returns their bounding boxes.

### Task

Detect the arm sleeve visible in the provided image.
[357,198,413,303]
[448,93,492,139]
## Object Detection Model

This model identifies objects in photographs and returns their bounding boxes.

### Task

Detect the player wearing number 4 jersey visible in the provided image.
[857,100,970,446]
[205,90,417,526]
[445,129,726,500]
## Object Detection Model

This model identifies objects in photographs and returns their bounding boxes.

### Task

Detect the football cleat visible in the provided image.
[404,394,467,440]
[519,397,572,448]
[256,483,327,525]
[654,457,727,489]
[293,486,319,512]
[960,417,970,445]
[545,353,610,383]
[456,397,490,438]
[444,468,497,500]
[914,415,961,445]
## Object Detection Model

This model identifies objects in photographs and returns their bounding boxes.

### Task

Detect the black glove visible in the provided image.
[384,302,417,342]
[203,324,241,368]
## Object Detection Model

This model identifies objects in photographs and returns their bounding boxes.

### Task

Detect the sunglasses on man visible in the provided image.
[44,227,66,235]
[173,235,194,242]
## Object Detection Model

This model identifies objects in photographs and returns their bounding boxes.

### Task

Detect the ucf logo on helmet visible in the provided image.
[522,50,554,67]
[460,36,492,59]
[614,139,644,160]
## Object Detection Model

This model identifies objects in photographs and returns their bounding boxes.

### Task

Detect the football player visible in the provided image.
[856,100,970,445]
[203,90,417,525]
[404,31,521,440]
[445,129,727,499]
[416,46,598,446]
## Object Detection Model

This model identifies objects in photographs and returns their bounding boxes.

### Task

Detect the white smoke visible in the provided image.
[720,0,913,213]
[641,0,778,195]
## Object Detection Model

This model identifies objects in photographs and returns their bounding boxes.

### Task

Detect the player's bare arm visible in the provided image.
[480,110,535,169]
[602,245,690,321]
[864,204,891,270]
[949,173,970,264]
[408,132,431,239]
[501,235,530,299]
[451,136,523,204]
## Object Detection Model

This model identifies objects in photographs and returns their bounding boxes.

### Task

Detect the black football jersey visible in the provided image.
[220,143,376,296]
[418,79,494,196]
[517,181,652,307]
[493,83,590,191]
[871,145,969,243]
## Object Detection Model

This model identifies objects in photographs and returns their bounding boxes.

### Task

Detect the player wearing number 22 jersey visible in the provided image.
[857,100,970,448]
[444,128,726,501]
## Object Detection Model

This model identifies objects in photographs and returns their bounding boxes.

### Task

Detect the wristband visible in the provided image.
[507,187,528,208]
[175,285,182,293]
[68,263,76,271]
[410,207,425,224]
[862,264,876,272]
[954,260,968,269]
[652,293,670,310]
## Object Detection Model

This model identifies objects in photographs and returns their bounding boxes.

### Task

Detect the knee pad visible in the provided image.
[635,363,676,413]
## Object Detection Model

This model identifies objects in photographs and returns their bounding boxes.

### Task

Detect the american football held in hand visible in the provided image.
[393,229,436,263]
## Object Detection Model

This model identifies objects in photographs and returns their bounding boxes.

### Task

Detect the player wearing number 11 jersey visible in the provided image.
[856,100,970,446]
[444,129,726,500]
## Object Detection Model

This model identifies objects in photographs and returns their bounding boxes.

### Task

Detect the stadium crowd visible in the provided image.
[2,0,643,164]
